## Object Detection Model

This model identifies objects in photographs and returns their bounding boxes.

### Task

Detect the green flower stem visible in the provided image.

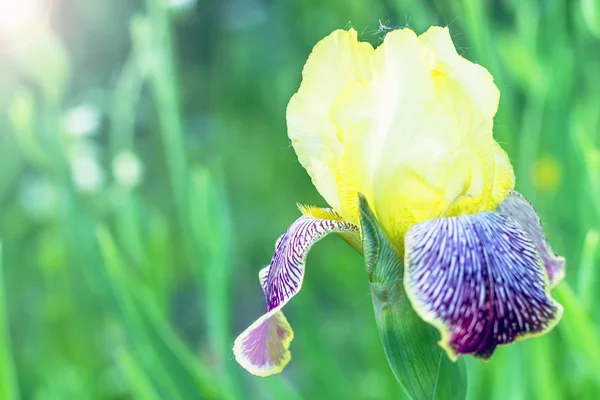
[358,194,467,400]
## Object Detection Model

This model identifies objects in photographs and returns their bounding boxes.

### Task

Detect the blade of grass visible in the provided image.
[0,242,20,400]
[96,225,185,400]
[554,283,600,384]
[117,348,163,400]
[133,286,229,400]
[133,3,240,397]
[577,229,599,314]
[189,168,234,363]
[529,336,562,400]
[109,54,147,157]
[96,225,223,399]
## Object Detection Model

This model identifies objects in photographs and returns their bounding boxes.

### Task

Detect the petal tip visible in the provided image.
[548,255,566,288]
[297,204,343,221]
[383,26,419,45]
[426,292,564,362]
[422,25,451,38]
[233,311,294,377]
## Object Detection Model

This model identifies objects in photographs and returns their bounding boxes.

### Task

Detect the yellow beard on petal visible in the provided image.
[287,26,515,246]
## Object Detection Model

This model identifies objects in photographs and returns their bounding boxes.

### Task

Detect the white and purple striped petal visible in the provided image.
[496,190,565,286]
[404,212,563,360]
[233,209,358,376]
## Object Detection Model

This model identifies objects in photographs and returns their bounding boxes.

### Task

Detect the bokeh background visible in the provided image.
[1,0,600,399]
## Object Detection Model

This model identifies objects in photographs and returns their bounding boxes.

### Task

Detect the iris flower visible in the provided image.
[233,26,565,377]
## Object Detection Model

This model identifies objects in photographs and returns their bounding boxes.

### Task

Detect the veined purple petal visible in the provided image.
[233,209,358,376]
[496,190,565,286]
[404,212,563,360]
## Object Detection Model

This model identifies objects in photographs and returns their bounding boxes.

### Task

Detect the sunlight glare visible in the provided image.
[0,0,49,50]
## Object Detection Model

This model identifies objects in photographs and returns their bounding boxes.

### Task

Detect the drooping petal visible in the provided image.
[404,211,563,360]
[496,190,565,287]
[233,208,358,376]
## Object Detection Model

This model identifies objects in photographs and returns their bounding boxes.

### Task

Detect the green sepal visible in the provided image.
[358,194,467,400]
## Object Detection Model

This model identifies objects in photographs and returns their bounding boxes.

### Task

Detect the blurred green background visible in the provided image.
[1,0,600,399]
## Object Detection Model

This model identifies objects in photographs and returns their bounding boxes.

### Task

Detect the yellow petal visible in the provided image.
[329,29,437,226]
[418,26,500,119]
[287,29,374,212]
[287,26,515,245]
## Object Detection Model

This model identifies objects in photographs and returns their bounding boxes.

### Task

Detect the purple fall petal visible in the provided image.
[233,210,358,376]
[404,211,563,360]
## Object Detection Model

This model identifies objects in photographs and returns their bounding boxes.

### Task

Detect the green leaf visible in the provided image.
[358,194,467,400]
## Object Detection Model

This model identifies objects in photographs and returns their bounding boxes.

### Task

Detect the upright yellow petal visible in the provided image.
[287,29,374,212]
[287,26,515,245]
